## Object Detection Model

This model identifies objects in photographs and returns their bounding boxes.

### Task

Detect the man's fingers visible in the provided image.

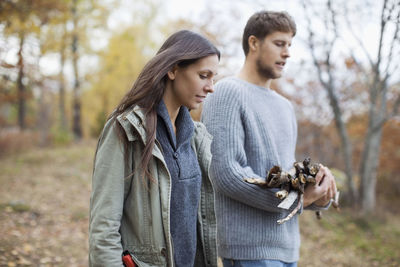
[328,186,335,199]
[316,164,326,185]
[331,179,337,196]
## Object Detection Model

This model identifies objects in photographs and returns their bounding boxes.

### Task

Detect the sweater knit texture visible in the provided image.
[156,101,202,267]
[201,77,300,262]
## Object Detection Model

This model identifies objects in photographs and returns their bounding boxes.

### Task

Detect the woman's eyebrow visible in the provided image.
[200,69,218,75]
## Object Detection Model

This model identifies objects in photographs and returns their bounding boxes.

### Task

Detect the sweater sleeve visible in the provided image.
[201,81,298,213]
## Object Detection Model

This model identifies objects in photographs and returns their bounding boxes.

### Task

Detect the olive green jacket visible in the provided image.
[89,106,217,267]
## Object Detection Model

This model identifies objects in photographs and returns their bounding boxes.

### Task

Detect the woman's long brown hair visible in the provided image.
[108,30,220,181]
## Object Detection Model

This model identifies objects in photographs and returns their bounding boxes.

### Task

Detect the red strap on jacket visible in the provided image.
[122,251,136,267]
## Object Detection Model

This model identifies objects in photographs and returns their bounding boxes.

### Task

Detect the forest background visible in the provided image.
[0,0,399,266]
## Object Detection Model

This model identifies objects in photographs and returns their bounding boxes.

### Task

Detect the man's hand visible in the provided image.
[303,164,337,207]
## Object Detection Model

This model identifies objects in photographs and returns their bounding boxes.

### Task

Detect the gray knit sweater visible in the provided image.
[201,76,300,262]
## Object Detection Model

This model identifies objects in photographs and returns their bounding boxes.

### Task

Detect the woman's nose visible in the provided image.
[205,80,214,93]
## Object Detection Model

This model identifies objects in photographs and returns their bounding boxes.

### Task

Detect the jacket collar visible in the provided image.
[116,105,147,144]
[116,105,211,148]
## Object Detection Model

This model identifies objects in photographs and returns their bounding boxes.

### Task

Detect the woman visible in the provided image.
[89,30,220,267]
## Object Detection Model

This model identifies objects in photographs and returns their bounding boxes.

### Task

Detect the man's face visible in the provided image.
[255,31,293,80]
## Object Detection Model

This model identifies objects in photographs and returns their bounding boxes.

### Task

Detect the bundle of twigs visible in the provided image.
[245,157,339,224]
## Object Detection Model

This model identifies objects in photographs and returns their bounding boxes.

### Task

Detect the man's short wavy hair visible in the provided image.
[242,11,297,56]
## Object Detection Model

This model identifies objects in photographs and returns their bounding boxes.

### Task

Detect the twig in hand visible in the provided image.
[277,194,303,224]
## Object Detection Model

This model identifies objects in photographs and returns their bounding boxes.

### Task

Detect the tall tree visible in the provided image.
[38,0,111,137]
[0,0,66,130]
[59,23,68,132]
[16,32,26,130]
[301,0,358,204]
[67,0,111,139]
[301,0,400,213]
[83,27,150,136]
[71,0,82,139]
[357,0,400,213]
[42,15,70,133]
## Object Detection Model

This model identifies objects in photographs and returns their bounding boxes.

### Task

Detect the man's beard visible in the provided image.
[256,58,281,80]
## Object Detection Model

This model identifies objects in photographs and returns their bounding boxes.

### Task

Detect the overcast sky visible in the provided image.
[104,0,382,72]
[34,0,386,84]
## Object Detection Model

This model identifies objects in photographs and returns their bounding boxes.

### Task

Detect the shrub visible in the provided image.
[0,128,39,158]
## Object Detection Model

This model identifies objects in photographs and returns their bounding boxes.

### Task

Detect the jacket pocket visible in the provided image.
[125,247,167,267]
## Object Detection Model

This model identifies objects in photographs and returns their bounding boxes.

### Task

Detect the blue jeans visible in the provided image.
[222,259,297,267]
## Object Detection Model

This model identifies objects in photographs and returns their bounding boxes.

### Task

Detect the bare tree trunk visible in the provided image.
[359,79,384,213]
[302,0,399,212]
[59,26,67,132]
[71,0,82,139]
[358,0,397,214]
[38,83,52,146]
[359,55,388,213]
[326,78,358,204]
[17,33,26,130]
[359,121,383,213]
[302,0,358,204]
[359,74,380,213]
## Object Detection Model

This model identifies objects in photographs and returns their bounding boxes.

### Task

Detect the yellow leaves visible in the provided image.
[1,0,67,36]
[82,26,152,136]
[39,257,52,264]
[23,244,32,253]
[6,248,32,266]
[18,256,32,266]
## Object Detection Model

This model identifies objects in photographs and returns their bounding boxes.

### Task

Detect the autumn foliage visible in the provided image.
[297,115,400,210]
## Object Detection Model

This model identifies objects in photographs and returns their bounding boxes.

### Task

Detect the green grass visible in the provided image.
[0,202,32,212]
[299,209,400,266]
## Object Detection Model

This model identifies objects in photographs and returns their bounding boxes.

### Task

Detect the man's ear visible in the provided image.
[248,35,259,52]
[167,65,178,80]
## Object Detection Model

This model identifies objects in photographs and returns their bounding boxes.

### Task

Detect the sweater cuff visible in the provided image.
[306,199,332,211]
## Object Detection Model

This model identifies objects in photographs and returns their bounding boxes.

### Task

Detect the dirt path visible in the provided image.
[0,142,94,266]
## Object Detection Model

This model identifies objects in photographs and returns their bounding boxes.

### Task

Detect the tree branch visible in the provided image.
[327,0,339,42]
[383,5,400,82]
[371,87,400,134]
[343,2,375,70]
[325,0,340,85]
[302,0,329,88]
[388,50,400,77]
[375,0,389,79]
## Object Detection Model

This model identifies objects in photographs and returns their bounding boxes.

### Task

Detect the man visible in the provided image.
[201,11,337,267]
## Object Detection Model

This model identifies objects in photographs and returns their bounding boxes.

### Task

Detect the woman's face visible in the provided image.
[166,55,219,110]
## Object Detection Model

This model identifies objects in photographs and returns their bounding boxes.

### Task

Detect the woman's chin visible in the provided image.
[185,103,201,110]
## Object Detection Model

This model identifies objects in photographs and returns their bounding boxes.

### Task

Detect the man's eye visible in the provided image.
[200,74,208,79]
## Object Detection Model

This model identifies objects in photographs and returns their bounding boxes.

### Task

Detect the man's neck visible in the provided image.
[237,61,272,88]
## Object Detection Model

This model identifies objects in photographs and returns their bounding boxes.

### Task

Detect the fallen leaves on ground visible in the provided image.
[0,140,399,267]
